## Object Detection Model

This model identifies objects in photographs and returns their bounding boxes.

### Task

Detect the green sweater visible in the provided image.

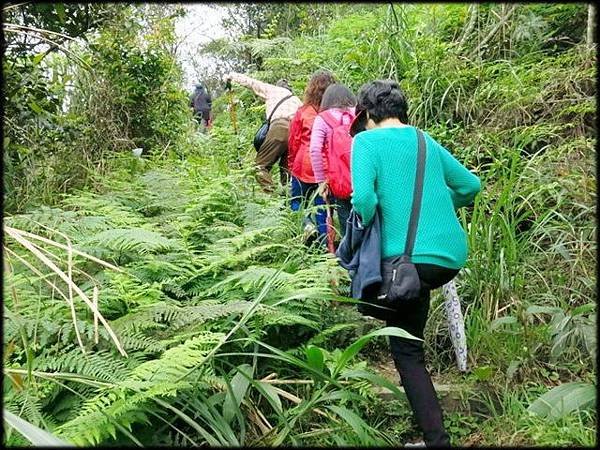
[351,126,481,269]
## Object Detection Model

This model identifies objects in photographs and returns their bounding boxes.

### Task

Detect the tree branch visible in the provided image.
[468,4,518,59]
[457,4,479,49]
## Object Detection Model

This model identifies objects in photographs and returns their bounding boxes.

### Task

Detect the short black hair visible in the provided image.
[356,79,409,124]
[320,83,357,111]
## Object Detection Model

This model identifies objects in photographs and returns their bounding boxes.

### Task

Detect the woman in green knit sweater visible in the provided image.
[350,79,480,447]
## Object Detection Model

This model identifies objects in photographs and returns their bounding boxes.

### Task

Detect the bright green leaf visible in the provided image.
[525,305,562,316]
[325,405,376,445]
[305,345,324,374]
[28,101,44,114]
[32,53,45,65]
[334,326,420,376]
[256,381,282,414]
[223,364,253,423]
[571,303,595,316]
[473,365,493,382]
[527,382,596,420]
[55,3,66,23]
[490,315,518,330]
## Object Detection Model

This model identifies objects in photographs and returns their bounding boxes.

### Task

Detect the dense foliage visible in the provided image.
[3,3,596,447]
[3,4,193,212]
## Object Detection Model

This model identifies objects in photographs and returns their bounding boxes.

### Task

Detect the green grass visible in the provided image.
[469,385,596,446]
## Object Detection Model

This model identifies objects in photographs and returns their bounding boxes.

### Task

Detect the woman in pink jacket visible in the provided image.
[309,84,356,238]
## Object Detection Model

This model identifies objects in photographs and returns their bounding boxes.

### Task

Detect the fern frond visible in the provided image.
[84,228,179,255]
[307,323,360,346]
[35,348,133,383]
[253,305,320,329]
[118,330,166,353]
[56,333,224,445]
[205,266,294,296]
[127,253,197,283]
[62,192,147,227]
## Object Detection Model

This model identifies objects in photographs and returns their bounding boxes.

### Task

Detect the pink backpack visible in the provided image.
[320,110,355,199]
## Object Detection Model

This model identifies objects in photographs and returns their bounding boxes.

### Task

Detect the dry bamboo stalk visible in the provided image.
[4,227,127,356]
[3,23,79,41]
[16,223,87,354]
[468,4,517,59]
[62,227,86,354]
[254,406,273,431]
[268,386,331,420]
[4,247,71,305]
[260,372,278,381]
[3,368,115,388]
[21,239,103,346]
[262,379,314,385]
[247,399,273,434]
[457,4,479,48]
[2,2,30,11]
[260,379,352,385]
[4,226,123,272]
[247,407,271,435]
[587,4,596,47]
[93,286,99,344]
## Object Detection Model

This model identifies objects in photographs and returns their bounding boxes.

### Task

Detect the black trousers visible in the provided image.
[386,264,458,447]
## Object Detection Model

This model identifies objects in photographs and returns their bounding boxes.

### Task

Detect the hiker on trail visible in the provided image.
[348,79,480,447]
[309,83,356,241]
[189,83,212,130]
[225,72,302,192]
[287,69,337,244]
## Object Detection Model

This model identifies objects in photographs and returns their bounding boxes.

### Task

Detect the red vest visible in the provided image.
[287,104,318,183]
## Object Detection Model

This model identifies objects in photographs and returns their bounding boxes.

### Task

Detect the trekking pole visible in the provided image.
[226,79,238,135]
[225,78,245,171]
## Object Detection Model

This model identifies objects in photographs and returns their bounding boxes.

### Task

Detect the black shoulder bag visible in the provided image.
[253,95,293,151]
[358,128,427,317]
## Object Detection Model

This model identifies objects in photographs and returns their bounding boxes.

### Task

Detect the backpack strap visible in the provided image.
[404,129,427,259]
[320,109,354,128]
[339,110,354,125]
[319,110,337,129]
[267,95,293,123]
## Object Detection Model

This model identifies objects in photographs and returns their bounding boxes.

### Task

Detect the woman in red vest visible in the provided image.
[287,70,336,243]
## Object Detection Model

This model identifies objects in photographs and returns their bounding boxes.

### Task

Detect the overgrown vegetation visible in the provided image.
[3,2,596,447]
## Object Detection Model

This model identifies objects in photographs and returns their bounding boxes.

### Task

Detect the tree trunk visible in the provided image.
[587,3,595,46]
[458,3,479,49]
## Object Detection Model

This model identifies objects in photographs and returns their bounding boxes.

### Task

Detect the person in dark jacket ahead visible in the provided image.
[190,83,212,130]
[350,79,481,447]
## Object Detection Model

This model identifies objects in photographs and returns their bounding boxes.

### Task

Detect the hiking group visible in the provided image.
[224,70,481,447]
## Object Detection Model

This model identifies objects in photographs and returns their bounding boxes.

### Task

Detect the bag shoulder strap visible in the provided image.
[267,94,293,123]
[319,110,337,129]
[404,128,427,259]
[320,109,353,129]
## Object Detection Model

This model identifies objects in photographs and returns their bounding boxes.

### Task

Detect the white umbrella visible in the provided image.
[442,279,468,372]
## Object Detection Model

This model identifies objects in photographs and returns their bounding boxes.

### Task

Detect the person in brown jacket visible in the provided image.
[226,72,302,192]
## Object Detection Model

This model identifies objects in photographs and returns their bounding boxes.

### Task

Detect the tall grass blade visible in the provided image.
[3,409,73,447]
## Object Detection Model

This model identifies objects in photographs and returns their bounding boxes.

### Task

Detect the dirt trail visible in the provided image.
[371,359,480,415]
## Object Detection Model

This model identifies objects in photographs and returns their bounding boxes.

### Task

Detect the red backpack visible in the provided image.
[320,110,355,199]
